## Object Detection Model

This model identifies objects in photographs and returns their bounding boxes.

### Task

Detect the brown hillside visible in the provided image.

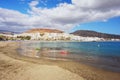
[71,30,120,39]
[25,28,64,33]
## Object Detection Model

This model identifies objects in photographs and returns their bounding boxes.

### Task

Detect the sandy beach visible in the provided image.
[0,41,120,80]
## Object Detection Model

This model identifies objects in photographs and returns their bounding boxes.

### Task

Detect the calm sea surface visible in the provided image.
[20,41,120,72]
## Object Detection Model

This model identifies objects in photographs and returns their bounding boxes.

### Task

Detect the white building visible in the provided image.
[12,32,120,41]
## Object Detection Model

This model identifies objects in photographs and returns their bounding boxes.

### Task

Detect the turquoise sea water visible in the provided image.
[20,41,120,72]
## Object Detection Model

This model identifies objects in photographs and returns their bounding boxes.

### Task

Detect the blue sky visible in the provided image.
[0,0,120,35]
[71,16,120,34]
[0,0,71,13]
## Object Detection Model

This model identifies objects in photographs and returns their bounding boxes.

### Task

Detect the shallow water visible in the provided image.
[19,41,120,72]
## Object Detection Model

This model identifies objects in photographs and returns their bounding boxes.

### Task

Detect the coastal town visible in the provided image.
[0,29,120,41]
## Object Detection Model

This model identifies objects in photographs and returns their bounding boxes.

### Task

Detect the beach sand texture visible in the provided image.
[0,42,120,80]
[0,42,84,80]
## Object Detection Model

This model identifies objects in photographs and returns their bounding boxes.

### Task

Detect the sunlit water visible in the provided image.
[19,41,120,72]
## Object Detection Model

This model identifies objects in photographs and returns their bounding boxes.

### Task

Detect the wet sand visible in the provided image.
[0,41,120,80]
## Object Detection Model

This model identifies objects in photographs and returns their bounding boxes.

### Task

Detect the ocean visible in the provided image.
[19,41,120,72]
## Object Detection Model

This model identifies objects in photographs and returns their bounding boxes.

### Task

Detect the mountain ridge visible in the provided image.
[25,28,64,33]
[0,30,20,34]
[71,30,120,39]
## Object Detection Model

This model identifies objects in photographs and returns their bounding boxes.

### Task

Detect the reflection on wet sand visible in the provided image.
[20,47,70,60]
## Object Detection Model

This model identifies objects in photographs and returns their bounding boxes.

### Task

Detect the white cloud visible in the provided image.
[0,0,120,32]
[72,0,120,10]
[29,0,39,7]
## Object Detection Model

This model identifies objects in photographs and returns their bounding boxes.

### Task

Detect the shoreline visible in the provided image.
[2,39,120,42]
[0,41,120,80]
[0,42,84,80]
